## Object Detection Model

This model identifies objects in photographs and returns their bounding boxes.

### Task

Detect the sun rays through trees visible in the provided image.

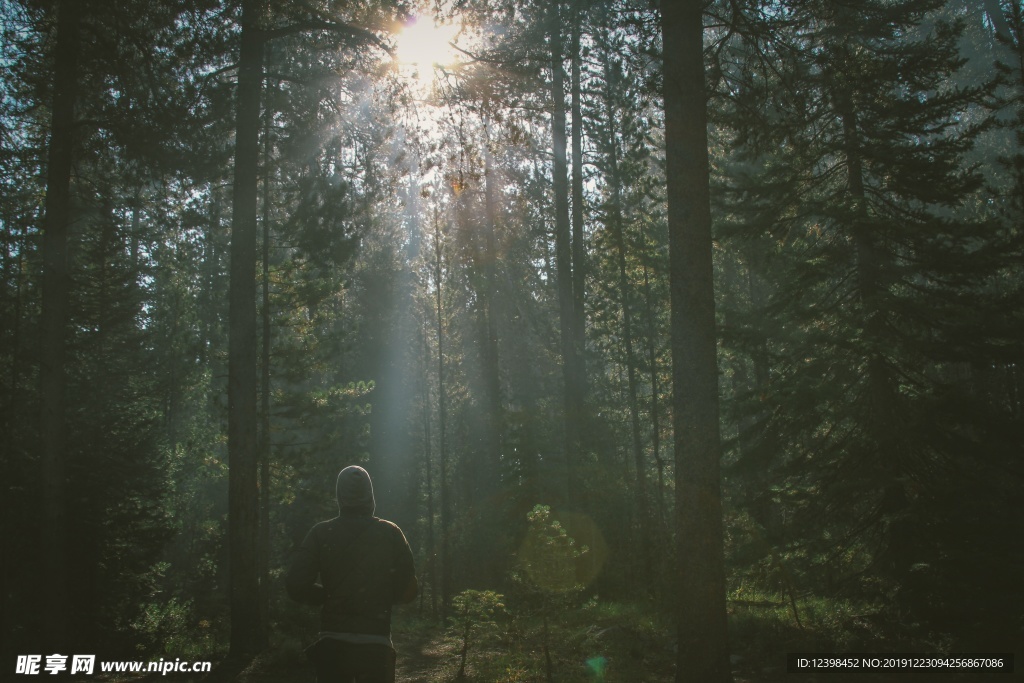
[1,0,1021,679]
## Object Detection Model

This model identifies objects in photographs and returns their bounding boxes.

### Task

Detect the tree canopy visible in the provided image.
[1,0,1020,680]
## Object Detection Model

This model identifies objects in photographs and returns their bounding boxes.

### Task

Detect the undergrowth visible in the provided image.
[394,597,676,683]
[392,587,972,682]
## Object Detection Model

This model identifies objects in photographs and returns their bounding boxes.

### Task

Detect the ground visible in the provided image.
[62,602,1001,682]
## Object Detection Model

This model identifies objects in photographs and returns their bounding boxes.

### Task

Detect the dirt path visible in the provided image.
[393,624,449,683]
[211,623,451,683]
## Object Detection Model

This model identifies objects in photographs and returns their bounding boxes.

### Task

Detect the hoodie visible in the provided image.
[286,466,418,640]
[335,465,375,516]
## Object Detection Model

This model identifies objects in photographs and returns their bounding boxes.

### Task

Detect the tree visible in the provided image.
[0,0,230,655]
[588,7,662,582]
[548,0,584,505]
[661,1,731,681]
[226,0,264,657]
[224,0,396,655]
[37,0,81,650]
[715,0,1024,641]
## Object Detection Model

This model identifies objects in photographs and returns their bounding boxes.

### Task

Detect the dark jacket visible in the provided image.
[286,466,418,637]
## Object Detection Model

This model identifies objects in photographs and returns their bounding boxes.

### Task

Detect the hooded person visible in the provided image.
[287,465,418,683]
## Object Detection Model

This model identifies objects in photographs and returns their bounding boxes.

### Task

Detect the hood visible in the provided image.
[336,465,375,516]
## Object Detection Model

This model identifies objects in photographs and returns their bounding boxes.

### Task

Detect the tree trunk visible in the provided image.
[836,83,909,574]
[38,0,81,650]
[200,186,222,366]
[433,207,451,615]
[601,42,651,582]
[570,0,587,405]
[549,1,580,505]
[257,53,274,647]
[228,0,265,657]
[661,2,731,681]
[836,88,893,430]
[421,320,437,616]
[983,0,1014,45]
[475,111,505,586]
[640,241,667,530]
[481,111,502,490]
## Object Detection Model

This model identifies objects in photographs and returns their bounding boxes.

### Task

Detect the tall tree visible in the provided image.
[661,1,731,681]
[227,0,265,657]
[594,24,651,580]
[569,0,587,414]
[224,0,393,656]
[432,203,452,613]
[37,0,81,650]
[549,0,582,504]
[715,0,1023,640]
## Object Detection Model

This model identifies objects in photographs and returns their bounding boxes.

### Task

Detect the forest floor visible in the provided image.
[66,599,1006,682]
[216,605,1002,683]
[66,633,998,682]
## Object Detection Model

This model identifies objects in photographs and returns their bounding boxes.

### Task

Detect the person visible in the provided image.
[287,465,418,683]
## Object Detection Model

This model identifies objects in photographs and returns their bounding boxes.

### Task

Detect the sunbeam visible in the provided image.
[394,16,461,88]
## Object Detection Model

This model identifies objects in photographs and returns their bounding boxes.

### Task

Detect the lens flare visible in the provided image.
[518,510,608,591]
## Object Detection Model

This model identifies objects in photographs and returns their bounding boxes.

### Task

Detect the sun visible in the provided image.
[394,17,461,70]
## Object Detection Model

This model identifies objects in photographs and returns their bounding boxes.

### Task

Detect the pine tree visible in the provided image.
[662,1,731,679]
[36,0,81,649]
[716,0,1024,638]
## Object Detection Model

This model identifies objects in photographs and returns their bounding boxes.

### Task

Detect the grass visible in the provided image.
[392,597,677,683]
[390,588,987,682]
[82,588,994,682]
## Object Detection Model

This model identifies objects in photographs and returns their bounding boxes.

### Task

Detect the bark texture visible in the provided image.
[228,0,265,657]
[39,0,81,650]
[661,2,731,681]
[550,2,581,504]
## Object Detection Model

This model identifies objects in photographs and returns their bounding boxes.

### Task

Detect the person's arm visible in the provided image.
[399,573,419,604]
[392,526,418,604]
[286,526,327,605]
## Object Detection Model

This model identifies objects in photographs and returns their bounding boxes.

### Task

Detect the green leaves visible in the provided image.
[519,504,588,594]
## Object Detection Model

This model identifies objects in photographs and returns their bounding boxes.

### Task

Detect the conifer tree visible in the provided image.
[37,0,80,649]
[717,0,1023,635]
[0,0,229,653]
[661,1,731,679]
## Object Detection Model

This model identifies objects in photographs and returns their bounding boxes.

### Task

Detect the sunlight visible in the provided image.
[394,16,461,72]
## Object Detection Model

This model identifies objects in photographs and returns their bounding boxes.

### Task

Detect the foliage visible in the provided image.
[131,598,217,659]
[713,0,1024,645]
[517,504,588,596]
[450,589,506,680]
[396,597,676,683]
[1,0,1020,667]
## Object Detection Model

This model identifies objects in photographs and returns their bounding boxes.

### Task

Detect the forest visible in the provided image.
[1,0,1022,681]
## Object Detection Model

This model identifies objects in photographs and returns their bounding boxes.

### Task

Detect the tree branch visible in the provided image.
[260,20,391,56]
